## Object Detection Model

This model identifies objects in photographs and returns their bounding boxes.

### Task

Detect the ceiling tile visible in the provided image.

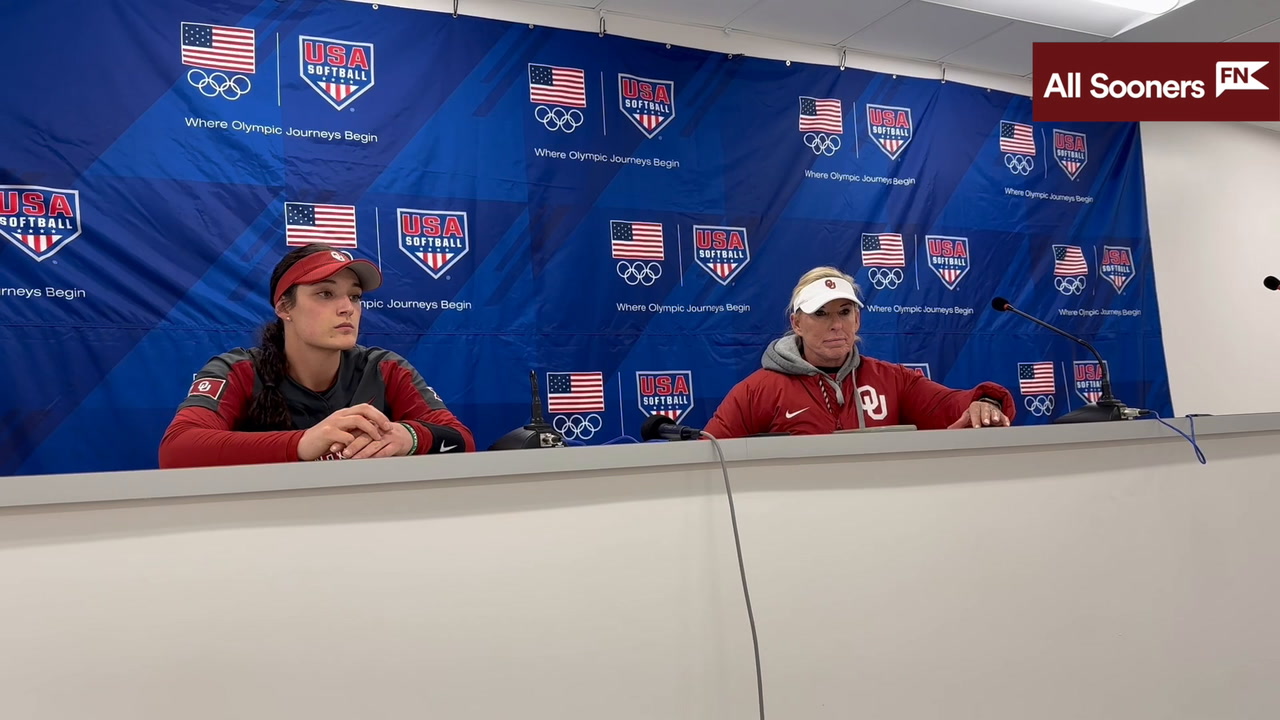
[598,0,761,27]
[843,1,1010,62]
[728,0,908,45]
[1112,0,1280,42]
[940,21,1099,76]
[538,0,603,7]
[1229,18,1280,42]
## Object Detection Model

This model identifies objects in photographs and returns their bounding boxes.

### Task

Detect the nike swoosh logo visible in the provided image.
[785,408,808,419]
[440,443,457,452]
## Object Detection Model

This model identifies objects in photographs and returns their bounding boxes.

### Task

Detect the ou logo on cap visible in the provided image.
[825,279,836,289]
[330,251,349,262]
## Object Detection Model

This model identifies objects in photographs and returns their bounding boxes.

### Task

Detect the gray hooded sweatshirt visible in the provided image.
[761,333,868,430]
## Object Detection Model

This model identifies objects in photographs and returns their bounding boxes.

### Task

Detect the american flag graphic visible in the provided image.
[1018,362,1056,396]
[321,81,356,104]
[610,221,664,260]
[529,64,586,108]
[414,248,456,272]
[285,203,357,248]
[1053,245,1088,276]
[1000,121,1035,155]
[547,372,605,413]
[181,23,255,74]
[799,97,842,133]
[861,233,905,267]
[16,234,61,254]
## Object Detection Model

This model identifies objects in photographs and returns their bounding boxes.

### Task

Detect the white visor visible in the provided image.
[793,276,863,313]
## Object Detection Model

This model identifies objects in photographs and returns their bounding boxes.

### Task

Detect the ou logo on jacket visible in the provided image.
[857,385,888,421]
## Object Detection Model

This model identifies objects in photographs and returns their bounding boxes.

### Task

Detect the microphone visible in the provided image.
[1265,276,1279,291]
[487,370,567,450]
[990,296,1134,423]
[640,414,705,441]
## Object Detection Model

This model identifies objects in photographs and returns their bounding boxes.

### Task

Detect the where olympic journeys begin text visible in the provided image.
[362,299,473,311]
[184,117,379,145]
[804,169,917,187]
[617,303,751,314]
[1059,308,1141,317]
[0,287,87,301]
[1004,187,1095,204]
[864,304,974,316]
[534,148,680,170]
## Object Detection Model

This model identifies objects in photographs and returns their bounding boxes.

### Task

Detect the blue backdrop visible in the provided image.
[0,0,1170,475]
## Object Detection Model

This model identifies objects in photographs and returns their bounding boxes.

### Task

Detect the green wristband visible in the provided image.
[399,422,419,455]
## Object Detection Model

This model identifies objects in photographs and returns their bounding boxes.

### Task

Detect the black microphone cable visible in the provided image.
[701,431,765,720]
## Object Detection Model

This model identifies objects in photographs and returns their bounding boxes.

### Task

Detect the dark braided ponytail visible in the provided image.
[243,244,334,431]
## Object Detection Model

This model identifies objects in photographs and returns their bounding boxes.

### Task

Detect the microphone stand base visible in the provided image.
[1052,400,1129,424]
[487,422,566,450]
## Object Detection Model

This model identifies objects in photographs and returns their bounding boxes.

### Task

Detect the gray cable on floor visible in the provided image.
[702,432,765,720]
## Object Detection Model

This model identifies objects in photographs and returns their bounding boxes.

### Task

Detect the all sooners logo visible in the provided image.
[188,377,227,400]
[1074,360,1106,404]
[692,225,750,285]
[866,104,913,160]
[0,186,82,262]
[902,363,931,380]
[636,371,693,423]
[397,209,468,279]
[925,235,970,290]
[1053,129,1087,181]
[618,74,675,138]
[299,36,374,110]
[1099,245,1135,294]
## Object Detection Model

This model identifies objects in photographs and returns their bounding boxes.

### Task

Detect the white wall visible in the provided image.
[1141,122,1280,415]
[349,0,1034,95]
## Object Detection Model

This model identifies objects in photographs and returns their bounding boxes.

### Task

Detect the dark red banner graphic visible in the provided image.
[1033,43,1280,122]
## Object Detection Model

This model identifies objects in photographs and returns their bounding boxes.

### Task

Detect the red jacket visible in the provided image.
[159,346,474,468]
[704,346,1016,439]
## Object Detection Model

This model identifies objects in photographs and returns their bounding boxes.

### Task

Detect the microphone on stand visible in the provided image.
[487,371,567,450]
[990,297,1137,423]
[1264,276,1279,291]
[640,414,705,441]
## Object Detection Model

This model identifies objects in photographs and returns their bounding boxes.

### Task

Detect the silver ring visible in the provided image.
[1054,276,1086,295]
[1024,395,1054,417]
[802,132,841,156]
[552,413,603,440]
[616,261,662,286]
[867,267,903,290]
[1004,154,1034,175]
[187,68,251,100]
[534,105,584,132]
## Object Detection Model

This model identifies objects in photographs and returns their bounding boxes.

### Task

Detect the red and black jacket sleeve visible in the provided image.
[158,351,305,469]
[379,352,476,454]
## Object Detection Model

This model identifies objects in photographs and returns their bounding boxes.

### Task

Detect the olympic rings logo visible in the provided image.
[534,105,584,133]
[1024,395,1055,417]
[1005,153,1034,175]
[868,267,904,290]
[187,69,251,100]
[617,261,662,286]
[1055,276,1086,295]
[803,132,841,156]
[553,413,603,440]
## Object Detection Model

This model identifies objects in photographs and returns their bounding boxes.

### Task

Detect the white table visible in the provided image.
[1,414,1277,719]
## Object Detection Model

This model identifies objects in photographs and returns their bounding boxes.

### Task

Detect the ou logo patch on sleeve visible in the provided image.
[188,377,227,400]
